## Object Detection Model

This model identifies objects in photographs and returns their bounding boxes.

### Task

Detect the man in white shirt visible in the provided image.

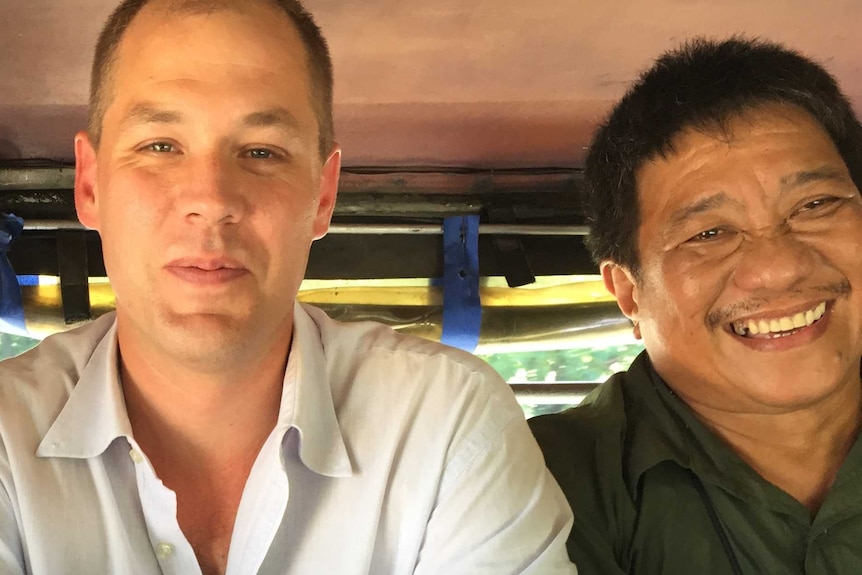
[0,1,575,574]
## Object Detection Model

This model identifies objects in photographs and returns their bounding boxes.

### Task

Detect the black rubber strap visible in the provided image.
[688,469,745,575]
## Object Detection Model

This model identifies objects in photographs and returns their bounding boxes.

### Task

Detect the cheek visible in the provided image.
[95,176,175,284]
[657,255,730,329]
[824,229,862,271]
[806,204,862,267]
[252,206,317,272]
[678,268,725,305]
[260,201,316,244]
[100,199,164,267]
[101,172,171,225]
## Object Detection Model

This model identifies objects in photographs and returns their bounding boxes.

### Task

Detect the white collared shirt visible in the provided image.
[0,303,576,574]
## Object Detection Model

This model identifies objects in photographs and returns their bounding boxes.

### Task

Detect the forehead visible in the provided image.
[635,104,847,213]
[106,1,312,118]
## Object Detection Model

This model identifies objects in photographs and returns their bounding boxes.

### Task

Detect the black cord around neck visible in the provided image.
[687,469,745,575]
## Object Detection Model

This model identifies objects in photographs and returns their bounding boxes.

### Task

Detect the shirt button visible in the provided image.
[129,449,144,464]
[156,542,175,559]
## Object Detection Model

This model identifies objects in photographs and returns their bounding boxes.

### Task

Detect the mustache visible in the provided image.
[705,280,851,330]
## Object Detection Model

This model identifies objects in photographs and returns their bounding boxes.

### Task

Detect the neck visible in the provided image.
[685,372,862,515]
[117,323,291,473]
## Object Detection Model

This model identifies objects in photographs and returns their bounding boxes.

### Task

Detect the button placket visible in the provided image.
[156,542,175,559]
[128,439,203,575]
[129,448,144,464]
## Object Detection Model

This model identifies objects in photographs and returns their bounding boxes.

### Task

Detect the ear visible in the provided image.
[601,261,642,340]
[74,131,101,231]
[311,145,341,240]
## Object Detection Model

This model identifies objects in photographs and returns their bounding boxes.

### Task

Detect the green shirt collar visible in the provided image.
[623,352,824,516]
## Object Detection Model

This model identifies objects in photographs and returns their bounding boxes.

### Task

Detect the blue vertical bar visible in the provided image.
[441,215,482,352]
[0,214,27,335]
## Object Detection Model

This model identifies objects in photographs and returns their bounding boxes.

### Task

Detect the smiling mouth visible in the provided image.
[730,301,828,339]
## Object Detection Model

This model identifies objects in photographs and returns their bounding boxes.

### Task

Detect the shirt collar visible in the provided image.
[623,352,798,510]
[279,302,353,478]
[36,304,353,479]
[37,313,132,459]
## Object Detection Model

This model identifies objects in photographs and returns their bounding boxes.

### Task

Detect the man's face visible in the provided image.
[605,103,862,412]
[74,1,340,367]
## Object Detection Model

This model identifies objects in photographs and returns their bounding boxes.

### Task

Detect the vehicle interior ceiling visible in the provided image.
[2,1,860,397]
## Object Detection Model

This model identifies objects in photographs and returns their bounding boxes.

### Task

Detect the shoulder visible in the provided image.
[305,303,493,368]
[302,304,525,472]
[0,315,114,432]
[529,352,658,467]
[304,303,512,406]
[529,374,629,489]
[528,367,645,568]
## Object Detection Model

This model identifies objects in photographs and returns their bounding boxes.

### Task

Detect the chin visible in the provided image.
[165,329,249,368]
[751,385,836,411]
[160,311,248,352]
[728,361,852,411]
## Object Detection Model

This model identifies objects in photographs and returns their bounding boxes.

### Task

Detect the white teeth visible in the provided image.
[815,302,827,318]
[731,301,828,337]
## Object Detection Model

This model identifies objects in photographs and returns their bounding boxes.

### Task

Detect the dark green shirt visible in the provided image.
[529,352,862,575]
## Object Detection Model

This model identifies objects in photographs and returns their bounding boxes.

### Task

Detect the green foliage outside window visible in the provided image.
[479,344,644,384]
[479,343,645,418]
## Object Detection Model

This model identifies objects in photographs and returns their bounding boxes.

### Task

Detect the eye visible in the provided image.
[145,142,175,153]
[245,148,278,160]
[687,228,725,243]
[796,196,839,213]
[790,196,851,222]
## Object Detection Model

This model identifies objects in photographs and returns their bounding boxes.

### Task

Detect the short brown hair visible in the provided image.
[88,0,335,159]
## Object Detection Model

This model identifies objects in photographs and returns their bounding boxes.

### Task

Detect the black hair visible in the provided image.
[584,37,862,275]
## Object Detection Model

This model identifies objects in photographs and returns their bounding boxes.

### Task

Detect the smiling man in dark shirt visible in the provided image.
[530,37,862,574]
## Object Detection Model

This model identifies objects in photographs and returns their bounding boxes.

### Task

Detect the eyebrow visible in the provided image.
[120,104,185,131]
[118,105,302,133]
[780,167,849,192]
[241,108,302,132]
[666,192,743,230]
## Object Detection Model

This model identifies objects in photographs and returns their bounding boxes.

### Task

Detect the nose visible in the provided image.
[178,155,245,226]
[731,228,817,293]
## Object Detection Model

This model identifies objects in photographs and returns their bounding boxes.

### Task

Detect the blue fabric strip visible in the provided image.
[441,215,482,352]
[0,214,27,336]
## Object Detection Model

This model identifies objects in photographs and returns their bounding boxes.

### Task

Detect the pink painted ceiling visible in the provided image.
[1,0,860,167]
